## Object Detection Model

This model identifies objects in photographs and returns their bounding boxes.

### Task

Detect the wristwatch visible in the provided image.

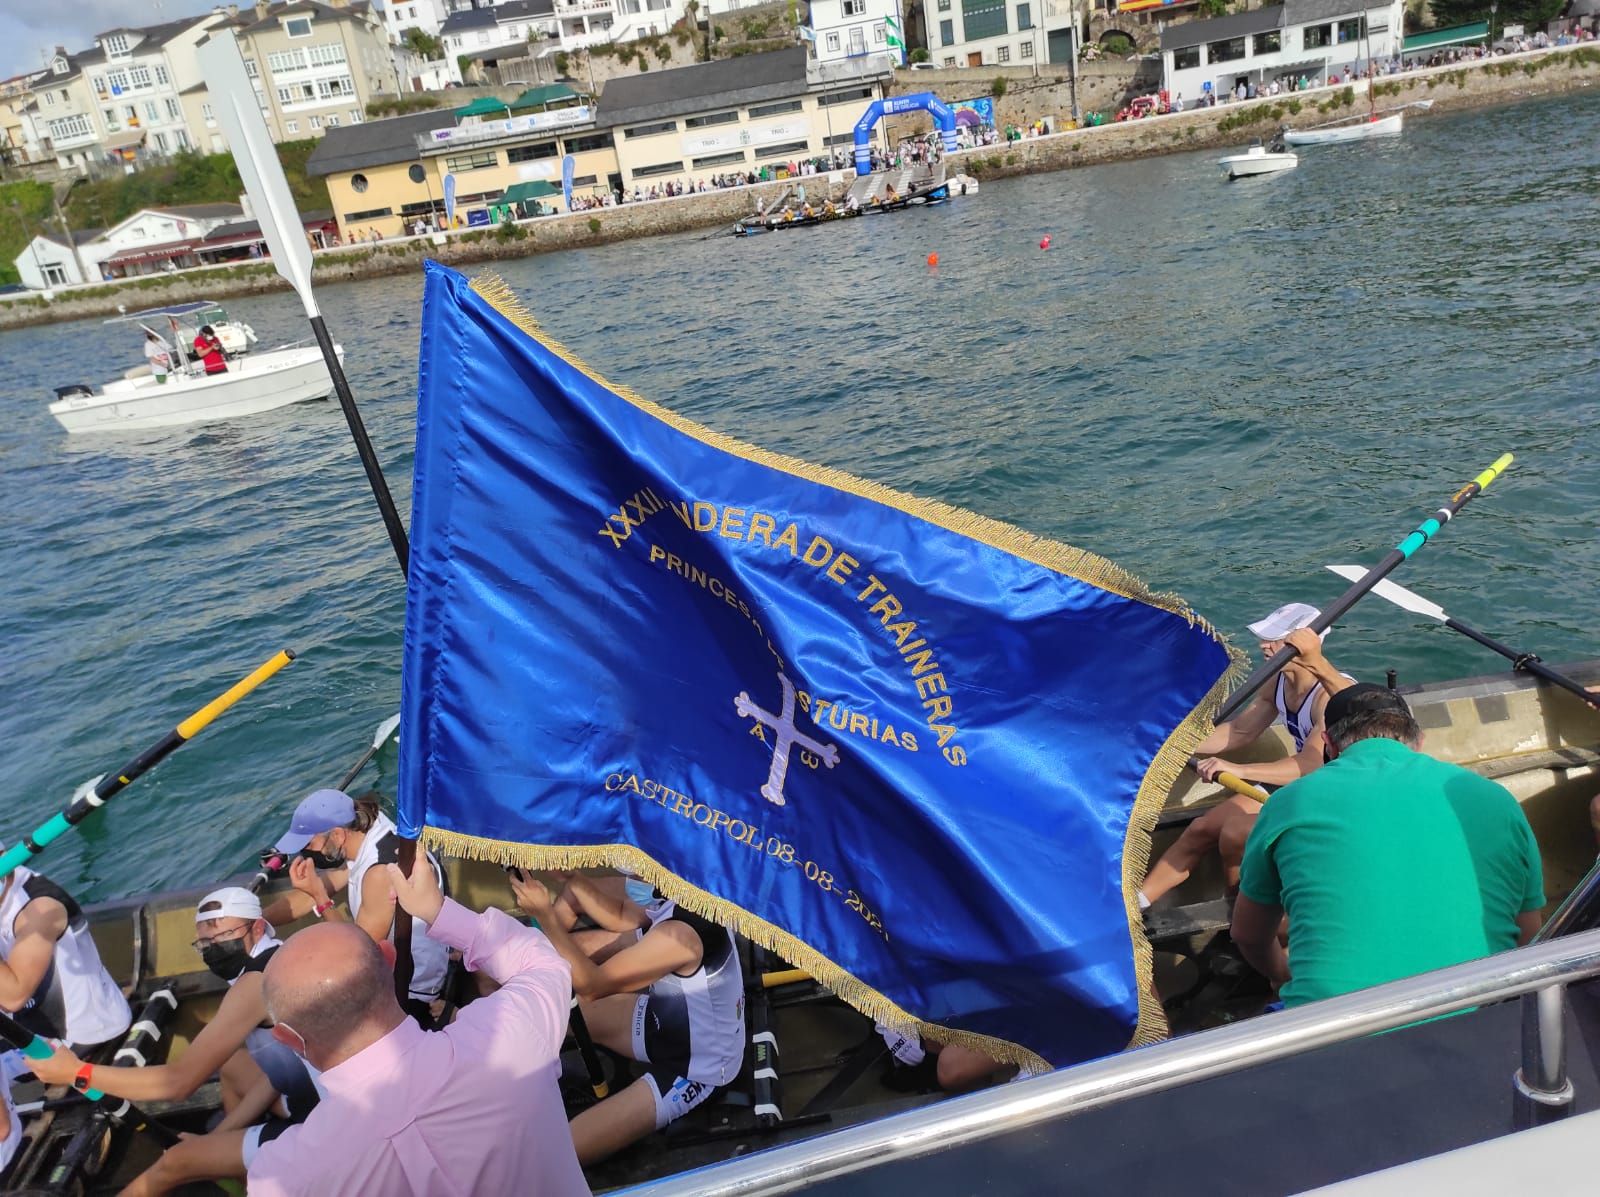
[72,1062,94,1092]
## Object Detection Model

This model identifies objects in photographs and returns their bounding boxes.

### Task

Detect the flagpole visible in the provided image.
[199,31,419,1002]
[1214,454,1513,724]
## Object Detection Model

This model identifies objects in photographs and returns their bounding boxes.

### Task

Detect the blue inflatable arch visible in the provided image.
[853,92,959,175]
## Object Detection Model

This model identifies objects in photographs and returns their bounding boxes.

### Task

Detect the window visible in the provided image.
[445,150,499,171]
[350,108,363,123]
[1173,44,1199,69]
[749,100,802,118]
[104,33,130,56]
[308,43,348,65]
[1303,23,1332,48]
[818,86,872,105]
[326,114,339,126]
[823,131,856,146]
[874,23,886,41]
[507,141,558,161]
[997,44,1010,60]
[43,264,69,287]
[316,77,356,99]
[843,0,866,12]
[692,149,747,167]
[565,131,613,152]
[684,110,738,128]
[93,75,108,97]
[130,65,152,88]
[755,139,809,160]
[268,49,308,73]
[244,59,258,78]
[109,70,130,92]
[1336,17,1363,42]
[154,131,169,152]
[145,101,159,122]
[309,114,323,129]
[1252,30,1280,53]
[285,16,313,36]
[961,0,1008,41]
[166,97,181,119]
[632,160,683,178]
[1206,35,1246,62]
[1017,1,1032,28]
[826,31,841,50]
[938,0,950,9]
[102,106,121,130]
[277,87,293,104]
[156,63,170,86]
[286,119,299,133]
[624,120,677,138]
[1020,39,1033,55]
[571,173,598,187]
[343,206,394,221]
[943,55,956,64]
[43,92,55,108]
[176,129,190,149]
[46,114,93,140]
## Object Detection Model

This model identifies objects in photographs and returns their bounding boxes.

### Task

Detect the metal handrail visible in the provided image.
[620,927,1600,1197]
[1533,855,1600,944]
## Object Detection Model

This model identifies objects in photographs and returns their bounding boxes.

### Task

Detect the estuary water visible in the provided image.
[2,91,1597,903]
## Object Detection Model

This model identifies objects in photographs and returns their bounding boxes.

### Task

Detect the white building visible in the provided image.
[83,12,234,164]
[808,0,903,63]
[12,230,102,290]
[440,0,687,64]
[1160,0,1404,102]
[382,0,452,39]
[928,0,1074,69]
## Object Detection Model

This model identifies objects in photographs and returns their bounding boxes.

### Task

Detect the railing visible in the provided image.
[620,927,1600,1196]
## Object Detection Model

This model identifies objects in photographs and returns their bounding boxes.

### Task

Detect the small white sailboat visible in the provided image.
[1218,142,1299,180]
[1282,111,1404,145]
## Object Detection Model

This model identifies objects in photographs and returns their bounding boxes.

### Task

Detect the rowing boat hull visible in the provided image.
[1283,112,1403,145]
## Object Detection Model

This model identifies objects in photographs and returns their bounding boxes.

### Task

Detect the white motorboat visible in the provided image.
[1283,112,1403,145]
[49,343,341,434]
[1217,143,1299,180]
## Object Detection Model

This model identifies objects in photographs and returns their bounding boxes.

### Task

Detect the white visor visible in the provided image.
[1246,602,1323,642]
[196,886,263,924]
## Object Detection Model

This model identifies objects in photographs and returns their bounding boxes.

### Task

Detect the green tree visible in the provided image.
[991,76,1007,97]
[910,47,930,62]
[403,27,443,59]
[654,39,672,61]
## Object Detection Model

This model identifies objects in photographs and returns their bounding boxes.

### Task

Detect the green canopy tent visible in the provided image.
[453,96,514,119]
[508,83,583,112]
[1401,21,1490,55]
[501,180,563,216]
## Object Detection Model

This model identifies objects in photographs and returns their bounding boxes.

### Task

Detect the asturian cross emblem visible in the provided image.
[734,672,839,806]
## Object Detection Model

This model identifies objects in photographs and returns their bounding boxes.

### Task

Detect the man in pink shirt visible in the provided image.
[248,859,590,1197]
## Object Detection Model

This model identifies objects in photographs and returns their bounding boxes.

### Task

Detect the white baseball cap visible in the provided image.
[1247,602,1323,642]
[195,887,263,924]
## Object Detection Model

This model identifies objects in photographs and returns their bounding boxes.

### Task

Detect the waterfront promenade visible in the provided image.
[2,40,1595,331]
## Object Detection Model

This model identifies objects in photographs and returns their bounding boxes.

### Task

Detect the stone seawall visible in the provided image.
[3,44,1594,332]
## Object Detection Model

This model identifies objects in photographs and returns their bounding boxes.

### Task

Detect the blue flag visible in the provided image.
[400,263,1238,1069]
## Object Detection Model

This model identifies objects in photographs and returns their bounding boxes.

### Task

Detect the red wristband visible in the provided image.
[313,900,334,919]
[73,1062,94,1092]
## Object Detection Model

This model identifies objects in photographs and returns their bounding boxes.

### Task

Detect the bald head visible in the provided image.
[264,923,403,1067]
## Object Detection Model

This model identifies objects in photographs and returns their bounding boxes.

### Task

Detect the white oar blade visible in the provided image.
[197,32,318,319]
[374,713,401,749]
[1326,565,1448,623]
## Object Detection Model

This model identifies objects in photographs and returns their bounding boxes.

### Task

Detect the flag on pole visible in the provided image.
[885,13,906,61]
[399,263,1239,1070]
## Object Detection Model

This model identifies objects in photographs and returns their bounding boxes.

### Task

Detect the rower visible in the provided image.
[29,888,322,1197]
[511,871,744,1166]
[1140,604,1353,908]
[262,789,449,1025]
[0,846,129,1053]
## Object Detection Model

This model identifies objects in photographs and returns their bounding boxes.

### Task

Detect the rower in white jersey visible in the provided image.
[1140,603,1355,908]
[262,790,450,1025]
[30,888,323,1197]
[511,870,745,1167]
[0,851,128,1052]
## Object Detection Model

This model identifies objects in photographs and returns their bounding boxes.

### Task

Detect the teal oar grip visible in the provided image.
[1395,517,1444,559]
[15,1032,104,1101]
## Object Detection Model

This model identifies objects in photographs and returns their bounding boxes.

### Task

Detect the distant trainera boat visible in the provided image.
[49,341,341,434]
[1217,143,1299,180]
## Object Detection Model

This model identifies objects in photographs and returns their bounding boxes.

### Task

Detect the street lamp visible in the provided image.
[1489,0,1497,44]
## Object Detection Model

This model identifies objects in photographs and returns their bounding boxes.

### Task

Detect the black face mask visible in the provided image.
[300,842,344,871]
[200,937,251,981]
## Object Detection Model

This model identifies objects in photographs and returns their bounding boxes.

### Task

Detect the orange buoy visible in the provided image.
[1039,235,1052,250]
[927,252,939,267]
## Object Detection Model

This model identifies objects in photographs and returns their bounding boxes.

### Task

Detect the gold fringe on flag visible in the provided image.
[413,272,1248,1072]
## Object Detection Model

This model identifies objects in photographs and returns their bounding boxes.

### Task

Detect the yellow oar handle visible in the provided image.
[176,649,296,740]
[1475,453,1514,491]
[761,968,812,989]
[1214,771,1270,802]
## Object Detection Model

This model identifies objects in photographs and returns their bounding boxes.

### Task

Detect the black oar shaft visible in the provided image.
[1215,455,1512,724]
[570,1001,610,1099]
[0,650,295,881]
[1444,619,1600,710]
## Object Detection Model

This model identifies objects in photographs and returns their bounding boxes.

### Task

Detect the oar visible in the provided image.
[1215,454,1512,724]
[1325,566,1600,710]
[1214,771,1271,802]
[0,651,295,881]
[199,33,418,1003]
[0,1010,179,1147]
[251,713,401,893]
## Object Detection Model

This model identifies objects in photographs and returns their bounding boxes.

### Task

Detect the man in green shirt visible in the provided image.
[1232,683,1545,1007]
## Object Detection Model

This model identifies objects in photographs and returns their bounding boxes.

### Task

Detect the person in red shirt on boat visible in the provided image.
[194,325,228,375]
